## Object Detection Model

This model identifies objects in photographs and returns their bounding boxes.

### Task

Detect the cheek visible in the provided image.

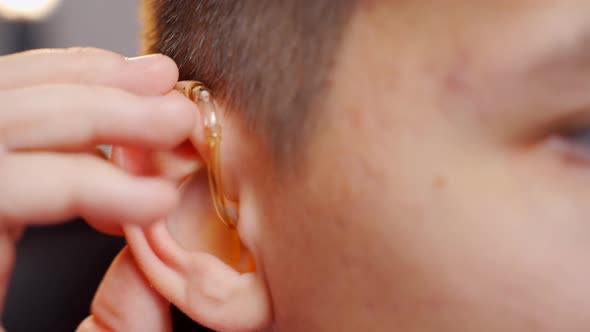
[368,140,590,329]
[258,128,590,330]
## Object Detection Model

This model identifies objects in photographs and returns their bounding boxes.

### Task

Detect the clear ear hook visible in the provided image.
[175,81,238,229]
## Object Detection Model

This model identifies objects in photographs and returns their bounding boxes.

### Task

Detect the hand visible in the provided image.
[0,48,196,328]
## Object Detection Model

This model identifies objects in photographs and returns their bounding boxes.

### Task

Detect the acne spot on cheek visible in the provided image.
[433,175,448,190]
[445,68,469,94]
[442,48,477,96]
[445,66,473,95]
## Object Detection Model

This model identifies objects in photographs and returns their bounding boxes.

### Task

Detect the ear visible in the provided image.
[111,97,272,331]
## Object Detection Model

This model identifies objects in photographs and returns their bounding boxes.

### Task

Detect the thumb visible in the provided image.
[76,247,172,332]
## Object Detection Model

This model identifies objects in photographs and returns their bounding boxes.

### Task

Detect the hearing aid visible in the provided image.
[175,81,238,229]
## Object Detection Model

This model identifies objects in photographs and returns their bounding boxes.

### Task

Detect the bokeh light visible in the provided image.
[0,0,61,21]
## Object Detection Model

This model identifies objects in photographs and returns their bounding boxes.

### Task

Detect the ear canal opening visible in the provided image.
[166,169,254,272]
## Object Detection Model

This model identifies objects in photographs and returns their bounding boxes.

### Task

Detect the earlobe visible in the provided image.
[124,216,271,332]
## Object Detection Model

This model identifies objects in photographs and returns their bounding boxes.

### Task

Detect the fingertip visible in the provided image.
[144,178,179,206]
[123,54,180,96]
[128,178,179,222]
[155,55,180,89]
[151,94,198,147]
[82,176,179,227]
[164,92,198,127]
[139,54,180,93]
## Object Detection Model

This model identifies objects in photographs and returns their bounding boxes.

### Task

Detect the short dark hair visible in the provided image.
[142,0,359,159]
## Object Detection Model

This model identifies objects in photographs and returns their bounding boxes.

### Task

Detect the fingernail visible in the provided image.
[127,54,163,66]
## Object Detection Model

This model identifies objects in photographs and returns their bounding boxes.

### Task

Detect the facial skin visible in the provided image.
[113,1,590,331]
[235,1,590,331]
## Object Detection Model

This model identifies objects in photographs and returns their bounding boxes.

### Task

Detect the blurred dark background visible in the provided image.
[0,1,208,331]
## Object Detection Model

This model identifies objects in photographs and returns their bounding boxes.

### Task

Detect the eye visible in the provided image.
[562,127,590,146]
[554,126,590,164]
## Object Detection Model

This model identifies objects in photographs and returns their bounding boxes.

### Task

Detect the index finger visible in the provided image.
[0,85,196,152]
[0,48,179,96]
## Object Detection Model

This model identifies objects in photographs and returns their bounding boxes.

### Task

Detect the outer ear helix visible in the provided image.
[175,81,238,229]
[119,82,272,331]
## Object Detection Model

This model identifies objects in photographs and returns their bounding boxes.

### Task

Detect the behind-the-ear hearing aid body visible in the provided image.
[175,81,238,229]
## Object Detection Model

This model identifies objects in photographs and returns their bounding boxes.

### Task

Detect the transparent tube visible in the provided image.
[175,81,238,228]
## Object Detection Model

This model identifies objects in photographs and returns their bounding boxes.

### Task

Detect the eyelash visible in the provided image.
[565,127,590,144]
[554,126,590,164]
